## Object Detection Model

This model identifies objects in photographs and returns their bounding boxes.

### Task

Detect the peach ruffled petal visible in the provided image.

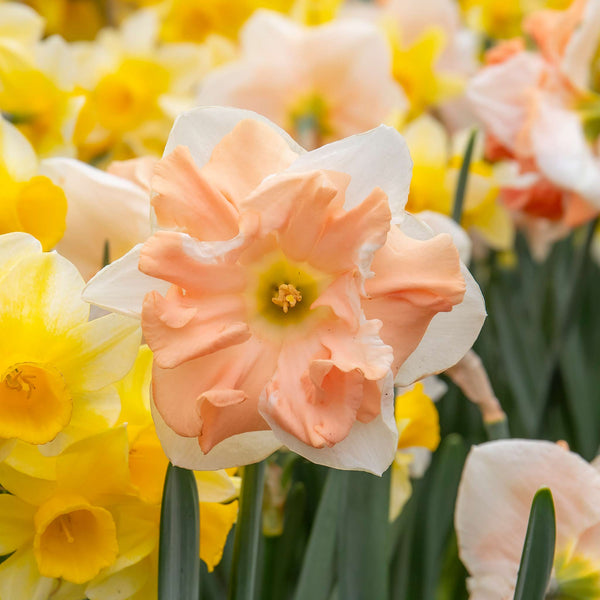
[201,119,299,206]
[142,288,250,370]
[139,231,247,294]
[363,227,465,375]
[152,336,279,443]
[152,146,240,240]
[563,194,599,228]
[107,157,156,193]
[307,186,391,276]
[311,272,362,329]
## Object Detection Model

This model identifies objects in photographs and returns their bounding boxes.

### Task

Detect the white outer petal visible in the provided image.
[164,106,304,165]
[455,440,600,597]
[0,3,43,47]
[40,158,151,281]
[531,99,600,208]
[395,262,486,386]
[286,125,413,220]
[82,245,170,319]
[0,117,37,181]
[151,397,281,470]
[261,371,398,476]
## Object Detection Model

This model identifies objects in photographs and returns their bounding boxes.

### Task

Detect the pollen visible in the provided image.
[272,283,302,314]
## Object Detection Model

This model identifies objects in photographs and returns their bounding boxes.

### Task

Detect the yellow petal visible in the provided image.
[128,424,169,504]
[200,500,238,572]
[0,117,38,181]
[0,462,56,506]
[0,494,35,554]
[52,313,141,392]
[403,114,448,167]
[85,558,150,600]
[56,427,132,500]
[389,457,413,522]
[5,439,57,480]
[33,494,118,584]
[0,548,59,600]
[117,344,153,428]
[395,383,441,452]
[195,470,240,503]
[15,175,67,251]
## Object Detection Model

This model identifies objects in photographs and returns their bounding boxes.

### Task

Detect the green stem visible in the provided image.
[452,129,478,224]
[228,461,266,600]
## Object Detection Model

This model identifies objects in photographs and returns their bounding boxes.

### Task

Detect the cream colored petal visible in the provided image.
[0,494,35,554]
[0,3,43,47]
[83,245,171,319]
[51,313,141,392]
[0,232,41,280]
[263,371,398,476]
[287,125,413,221]
[0,548,58,600]
[41,158,151,281]
[164,106,304,168]
[0,117,37,181]
[151,397,281,470]
[389,458,412,521]
[0,438,15,461]
[455,440,600,597]
[86,559,150,600]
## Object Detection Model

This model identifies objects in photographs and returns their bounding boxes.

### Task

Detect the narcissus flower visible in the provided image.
[0,232,140,453]
[456,440,600,599]
[0,117,67,251]
[84,106,486,475]
[196,12,406,149]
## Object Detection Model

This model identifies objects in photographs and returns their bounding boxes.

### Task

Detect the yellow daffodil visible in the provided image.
[289,0,344,25]
[403,114,514,250]
[72,10,207,161]
[390,380,443,520]
[0,232,140,454]
[0,2,44,54]
[0,117,67,250]
[0,34,83,157]
[0,427,134,596]
[83,346,239,598]
[386,23,464,119]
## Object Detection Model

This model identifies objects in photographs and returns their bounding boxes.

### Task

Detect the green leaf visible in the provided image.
[452,128,477,224]
[294,469,345,600]
[337,468,391,600]
[513,488,556,600]
[158,463,200,600]
[228,461,266,600]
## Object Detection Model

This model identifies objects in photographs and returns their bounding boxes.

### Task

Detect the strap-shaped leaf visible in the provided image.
[513,487,556,600]
[158,463,200,600]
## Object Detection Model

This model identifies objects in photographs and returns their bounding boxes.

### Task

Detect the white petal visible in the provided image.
[531,100,600,208]
[416,210,473,264]
[467,52,544,152]
[395,262,486,386]
[240,10,302,59]
[151,397,281,470]
[455,440,600,595]
[287,125,413,221]
[0,3,43,47]
[0,232,41,277]
[0,117,37,181]
[41,158,151,281]
[562,0,600,90]
[82,245,170,319]
[264,372,398,476]
[164,106,304,166]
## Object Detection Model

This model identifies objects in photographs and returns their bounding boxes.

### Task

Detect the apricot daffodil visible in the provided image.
[0,232,141,454]
[84,106,486,475]
[456,440,600,599]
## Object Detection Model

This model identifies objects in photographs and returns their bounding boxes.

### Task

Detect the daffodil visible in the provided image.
[84,345,239,599]
[196,12,407,149]
[72,10,207,161]
[0,232,140,454]
[0,117,67,251]
[456,440,600,599]
[0,2,44,54]
[389,379,444,520]
[84,106,486,475]
[403,114,514,250]
[0,34,83,157]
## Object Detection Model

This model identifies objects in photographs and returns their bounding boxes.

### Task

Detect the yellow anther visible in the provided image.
[272,284,302,314]
[4,368,36,399]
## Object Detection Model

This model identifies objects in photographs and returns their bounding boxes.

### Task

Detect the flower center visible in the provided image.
[0,362,72,444]
[272,283,303,314]
[34,494,118,584]
[546,550,600,599]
